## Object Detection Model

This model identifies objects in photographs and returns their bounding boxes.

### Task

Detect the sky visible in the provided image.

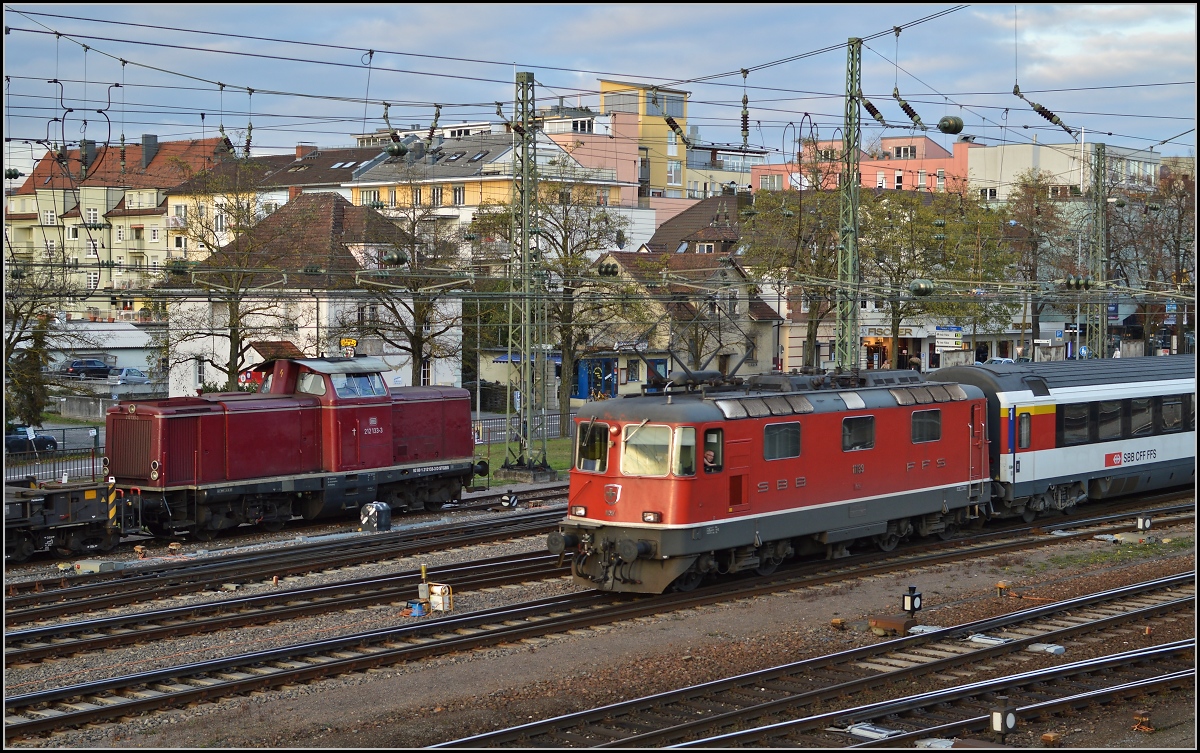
[2,4,1196,178]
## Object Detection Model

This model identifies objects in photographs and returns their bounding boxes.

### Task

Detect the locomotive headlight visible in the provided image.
[570,505,587,517]
[642,511,662,523]
[150,470,160,480]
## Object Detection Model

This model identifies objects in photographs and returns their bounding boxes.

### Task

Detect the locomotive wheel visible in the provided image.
[936,523,959,541]
[1021,507,1038,523]
[190,527,219,542]
[259,520,286,533]
[7,535,35,563]
[754,559,779,576]
[97,532,119,552]
[875,532,901,552]
[670,570,704,593]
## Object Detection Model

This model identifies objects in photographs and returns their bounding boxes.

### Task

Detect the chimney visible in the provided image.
[296,143,317,159]
[141,134,159,169]
[289,186,302,200]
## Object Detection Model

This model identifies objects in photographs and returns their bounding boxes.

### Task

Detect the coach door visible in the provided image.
[970,404,986,498]
[1009,406,1033,484]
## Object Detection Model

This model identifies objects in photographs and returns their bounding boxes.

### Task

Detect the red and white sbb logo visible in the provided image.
[1105,452,1123,467]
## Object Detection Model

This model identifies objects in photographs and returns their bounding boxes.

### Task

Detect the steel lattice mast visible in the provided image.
[836,38,863,373]
[1087,143,1108,358]
[504,71,547,469]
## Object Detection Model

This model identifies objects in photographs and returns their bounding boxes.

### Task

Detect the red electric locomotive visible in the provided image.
[548,370,990,593]
[104,356,486,539]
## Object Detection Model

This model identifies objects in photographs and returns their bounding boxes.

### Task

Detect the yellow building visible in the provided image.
[598,80,690,199]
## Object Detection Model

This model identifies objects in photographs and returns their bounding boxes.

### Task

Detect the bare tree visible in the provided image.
[471,176,632,427]
[1001,169,1073,355]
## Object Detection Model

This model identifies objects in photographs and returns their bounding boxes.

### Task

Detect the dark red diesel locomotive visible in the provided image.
[548,370,990,594]
[104,356,486,539]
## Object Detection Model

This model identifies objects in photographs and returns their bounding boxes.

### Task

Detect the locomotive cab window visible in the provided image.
[674,427,697,476]
[575,420,610,473]
[703,429,723,472]
[622,422,672,476]
[296,372,327,396]
[764,422,800,460]
[842,416,875,451]
[911,409,941,443]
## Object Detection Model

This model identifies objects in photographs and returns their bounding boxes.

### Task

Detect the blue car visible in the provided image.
[5,425,58,454]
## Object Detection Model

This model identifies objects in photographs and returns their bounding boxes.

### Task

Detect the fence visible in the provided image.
[474,412,576,445]
[5,447,106,483]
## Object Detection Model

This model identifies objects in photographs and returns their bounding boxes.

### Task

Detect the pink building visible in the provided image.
[750,136,980,194]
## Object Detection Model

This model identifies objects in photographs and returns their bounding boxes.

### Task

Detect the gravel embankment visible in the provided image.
[5,519,1194,749]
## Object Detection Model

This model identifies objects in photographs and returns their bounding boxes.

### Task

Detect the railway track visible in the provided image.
[4,552,568,665]
[673,641,1195,748]
[4,506,566,622]
[4,507,1192,742]
[434,573,1194,747]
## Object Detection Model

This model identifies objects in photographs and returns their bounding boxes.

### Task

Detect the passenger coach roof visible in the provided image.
[932,354,1194,393]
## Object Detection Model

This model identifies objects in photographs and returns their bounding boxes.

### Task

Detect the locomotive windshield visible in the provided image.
[575,420,610,472]
[622,423,672,476]
[330,372,388,398]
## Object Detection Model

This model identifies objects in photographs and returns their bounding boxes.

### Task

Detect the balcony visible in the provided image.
[167,216,187,228]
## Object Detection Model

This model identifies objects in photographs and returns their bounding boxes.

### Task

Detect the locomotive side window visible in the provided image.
[1130,398,1154,436]
[331,372,387,397]
[763,422,800,460]
[622,423,672,476]
[1097,400,1122,441]
[673,427,697,476]
[575,420,610,473]
[703,429,723,472]
[911,409,941,443]
[1060,403,1090,445]
[296,372,327,396]
[1160,395,1183,433]
[842,416,875,451]
[1017,412,1031,448]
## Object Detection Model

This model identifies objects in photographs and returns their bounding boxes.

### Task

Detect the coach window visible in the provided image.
[296,372,327,396]
[764,422,800,460]
[673,427,697,476]
[842,416,875,451]
[575,420,610,473]
[622,423,672,476]
[1097,400,1123,441]
[703,429,723,472]
[911,409,941,443]
[1061,403,1090,445]
[1130,398,1154,436]
[1161,395,1183,433]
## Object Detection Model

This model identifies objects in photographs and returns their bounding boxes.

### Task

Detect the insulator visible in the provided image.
[937,116,964,134]
[909,279,934,296]
[863,99,887,127]
[893,87,925,129]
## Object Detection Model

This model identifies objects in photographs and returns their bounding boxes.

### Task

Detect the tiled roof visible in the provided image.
[191,192,413,290]
[645,196,742,253]
[748,295,783,321]
[250,341,306,360]
[167,154,294,196]
[13,138,231,194]
[106,197,167,217]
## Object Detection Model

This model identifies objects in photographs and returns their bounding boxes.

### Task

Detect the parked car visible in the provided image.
[108,367,150,385]
[4,424,58,454]
[984,357,1015,365]
[60,359,112,379]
